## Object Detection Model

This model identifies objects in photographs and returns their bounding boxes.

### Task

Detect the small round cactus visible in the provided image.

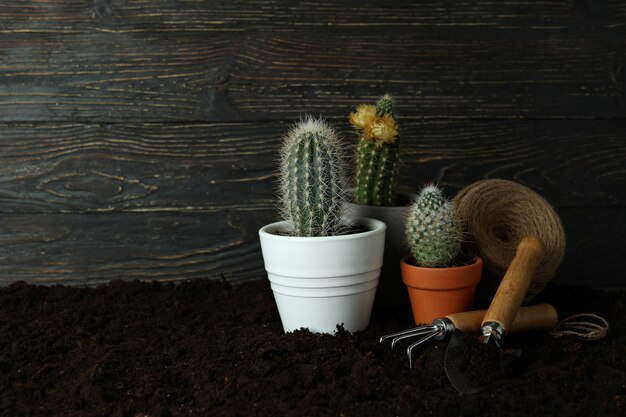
[278,116,348,237]
[405,184,462,267]
[349,94,401,206]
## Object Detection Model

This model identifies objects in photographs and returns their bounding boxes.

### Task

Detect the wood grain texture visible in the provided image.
[0,120,623,287]
[1,29,625,120]
[0,210,275,285]
[0,207,622,287]
[1,0,625,32]
[0,122,280,213]
[0,120,623,213]
[0,1,624,288]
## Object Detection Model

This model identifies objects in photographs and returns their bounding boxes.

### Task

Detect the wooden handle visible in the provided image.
[446,303,558,334]
[508,303,558,333]
[481,236,546,333]
[446,309,486,333]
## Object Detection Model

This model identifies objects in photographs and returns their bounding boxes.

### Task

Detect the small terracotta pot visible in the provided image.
[400,256,483,324]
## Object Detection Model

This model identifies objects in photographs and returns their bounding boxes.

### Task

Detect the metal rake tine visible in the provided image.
[379,325,437,346]
[379,326,428,343]
[407,329,442,369]
[390,326,438,350]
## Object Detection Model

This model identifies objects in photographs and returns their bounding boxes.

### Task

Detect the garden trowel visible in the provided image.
[444,236,554,394]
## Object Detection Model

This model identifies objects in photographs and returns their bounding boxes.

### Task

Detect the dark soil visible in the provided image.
[274,224,370,237]
[1,279,624,417]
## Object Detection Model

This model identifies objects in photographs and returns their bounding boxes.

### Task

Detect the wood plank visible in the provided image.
[0,210,276,286]
[229,29,626,120]
[0,207,622,288]
[0,0,623,290]
[0,122,278,213]
[0,34,233,122]
[399,120,626,207]
[0,120,624,213]
[1,28,625,121]
[1,0,625,33]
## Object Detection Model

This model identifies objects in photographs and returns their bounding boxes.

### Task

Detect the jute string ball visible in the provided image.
[453,179,566,302]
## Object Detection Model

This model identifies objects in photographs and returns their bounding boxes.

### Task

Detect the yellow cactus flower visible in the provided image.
[365,115,398,145]
[349,104,377,130]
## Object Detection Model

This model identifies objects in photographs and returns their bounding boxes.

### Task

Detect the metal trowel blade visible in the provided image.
[444,330,483,395]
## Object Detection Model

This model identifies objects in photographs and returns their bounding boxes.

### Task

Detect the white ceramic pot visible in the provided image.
[258,217,386,334]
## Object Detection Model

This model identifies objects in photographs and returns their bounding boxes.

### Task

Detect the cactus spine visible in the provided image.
[405,185,462,267]
[350,94,401,206]
[278,116,348,237]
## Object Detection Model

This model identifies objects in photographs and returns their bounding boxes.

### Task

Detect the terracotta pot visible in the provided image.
[400,256,483,324]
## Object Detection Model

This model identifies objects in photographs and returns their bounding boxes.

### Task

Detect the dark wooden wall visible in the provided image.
[0,1,624,287]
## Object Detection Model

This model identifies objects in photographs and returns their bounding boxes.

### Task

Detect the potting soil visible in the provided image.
[0,279,624,416]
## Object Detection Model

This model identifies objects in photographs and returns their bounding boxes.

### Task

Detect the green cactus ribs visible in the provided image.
[405,184,462,268]
[350,94,401,207]
[279,117,347,237]
[376,94,394,117]
[356,139,400,206]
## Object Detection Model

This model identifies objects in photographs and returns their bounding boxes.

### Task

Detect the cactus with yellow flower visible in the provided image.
[349,94,401,206]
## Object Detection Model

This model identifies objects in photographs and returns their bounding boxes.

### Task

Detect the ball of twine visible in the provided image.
[551,313,609,341]
[453,179,566,301]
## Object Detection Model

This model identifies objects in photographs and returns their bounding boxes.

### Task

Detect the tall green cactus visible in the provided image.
[278,116,348,237]
[405,185,462,267]
[350,94,401,206]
